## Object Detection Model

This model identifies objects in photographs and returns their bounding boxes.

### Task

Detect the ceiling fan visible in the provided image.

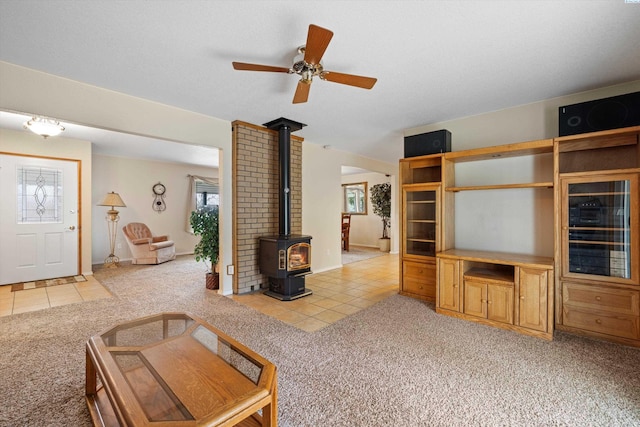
[232,24,377,104]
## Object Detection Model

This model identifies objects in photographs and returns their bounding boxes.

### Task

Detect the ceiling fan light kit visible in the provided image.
[232,24,377,104]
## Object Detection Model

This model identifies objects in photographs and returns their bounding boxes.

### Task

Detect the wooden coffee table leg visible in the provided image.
[86,344,97,396]
[261,377,277,427]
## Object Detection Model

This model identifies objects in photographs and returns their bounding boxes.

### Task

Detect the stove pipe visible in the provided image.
[263,118,306,237]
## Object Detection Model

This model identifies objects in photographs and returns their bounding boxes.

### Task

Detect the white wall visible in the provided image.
[0,128,94,276]
[0,61,235,294]
[92,154,217,265]
[302,144,398,273]
[341,172,392,248]
[3,61,638,284]
[405,80,640,257]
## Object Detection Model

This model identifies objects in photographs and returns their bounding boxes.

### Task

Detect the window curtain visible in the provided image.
[186,175,218,233]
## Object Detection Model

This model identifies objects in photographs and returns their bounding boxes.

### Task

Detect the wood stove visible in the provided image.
[259,118,313,300]
[259,235,312,299]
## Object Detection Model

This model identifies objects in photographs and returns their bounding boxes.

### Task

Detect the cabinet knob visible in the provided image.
[595,296,602,301]
[520,296,525,300]
[595,319,602,324]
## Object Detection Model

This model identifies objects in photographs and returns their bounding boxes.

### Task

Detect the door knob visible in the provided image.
[68,226,76,231]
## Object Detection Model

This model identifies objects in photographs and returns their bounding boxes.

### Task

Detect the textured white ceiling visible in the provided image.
[1,0,640,165]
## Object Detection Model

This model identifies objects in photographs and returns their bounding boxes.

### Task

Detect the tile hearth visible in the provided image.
[231,253,398,332]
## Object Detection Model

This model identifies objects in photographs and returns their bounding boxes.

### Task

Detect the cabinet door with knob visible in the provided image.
[437,258,460,312]
[518,268,549,332]
[463,278,514,324]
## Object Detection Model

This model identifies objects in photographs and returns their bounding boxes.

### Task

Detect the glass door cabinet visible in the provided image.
[403,186,439,258]
[400,183,440,302]
[561,173,639,283]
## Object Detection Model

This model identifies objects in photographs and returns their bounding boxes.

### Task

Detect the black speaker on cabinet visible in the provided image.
[404,129,451,158]
[558,91,640,137]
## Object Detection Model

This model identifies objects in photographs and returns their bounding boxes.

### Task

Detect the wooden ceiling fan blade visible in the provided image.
[293,81,311,104]
[322,71,377,89]
[304,24,333,65]
[232,62,291,73]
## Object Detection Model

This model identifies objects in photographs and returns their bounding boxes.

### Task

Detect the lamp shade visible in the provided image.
[98,192,126,208]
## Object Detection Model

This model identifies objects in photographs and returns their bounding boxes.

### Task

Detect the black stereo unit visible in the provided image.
[558,91,640,137]
[404,129,451,158]
[569,245,610,276]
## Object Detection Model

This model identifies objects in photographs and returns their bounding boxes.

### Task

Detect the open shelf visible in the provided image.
[443,138,554,193]
[463,266,515,285]
[444,138,554,163]
[555,125,640,145]
[557,126,639,174]
[400,154,443,185]
[446,182,553,192]
[406,198,436,203]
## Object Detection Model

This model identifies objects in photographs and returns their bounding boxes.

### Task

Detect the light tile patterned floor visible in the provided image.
[230,253,399,332]
[0,253,399,330]
[0,275,112,317]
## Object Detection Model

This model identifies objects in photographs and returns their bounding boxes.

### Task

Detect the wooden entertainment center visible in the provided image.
[400,126,640,346]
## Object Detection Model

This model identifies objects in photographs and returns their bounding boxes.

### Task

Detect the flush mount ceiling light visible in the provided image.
[23,116,65,138]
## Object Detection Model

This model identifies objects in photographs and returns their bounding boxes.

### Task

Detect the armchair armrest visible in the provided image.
[150,240,174,251]
[131,237,152,245]
[152,235,169,243]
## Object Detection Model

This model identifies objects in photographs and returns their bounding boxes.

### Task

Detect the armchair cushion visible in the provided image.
[122,222,176,265]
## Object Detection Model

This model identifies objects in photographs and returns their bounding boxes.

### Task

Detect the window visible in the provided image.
[196,180,219,211]
[342,182,368,215]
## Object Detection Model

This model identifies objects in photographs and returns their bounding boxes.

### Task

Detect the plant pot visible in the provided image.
[379,238,391,253]
[206,272,219,290]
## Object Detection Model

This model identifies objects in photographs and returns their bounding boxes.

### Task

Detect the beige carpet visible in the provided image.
[0,255,638,426]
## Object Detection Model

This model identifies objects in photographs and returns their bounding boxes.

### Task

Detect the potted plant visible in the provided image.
[370,182,391,252]
[190,205,220,289]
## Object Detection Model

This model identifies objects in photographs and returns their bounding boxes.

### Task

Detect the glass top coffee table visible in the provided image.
[85,312,277,426]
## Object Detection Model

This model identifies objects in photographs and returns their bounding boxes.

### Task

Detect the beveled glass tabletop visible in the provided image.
[86,312,277,426]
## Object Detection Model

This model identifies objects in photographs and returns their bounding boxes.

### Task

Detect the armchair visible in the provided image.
[122,222,176,265]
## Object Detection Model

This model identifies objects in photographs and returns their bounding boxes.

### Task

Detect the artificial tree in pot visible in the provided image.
[190,205,220,290]
[370,182,391,252]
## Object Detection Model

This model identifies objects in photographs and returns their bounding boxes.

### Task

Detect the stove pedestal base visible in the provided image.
[264,276,313,301]
[264,289,313,301]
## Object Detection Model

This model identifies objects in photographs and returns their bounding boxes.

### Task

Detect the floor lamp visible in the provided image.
[97,192,126,268]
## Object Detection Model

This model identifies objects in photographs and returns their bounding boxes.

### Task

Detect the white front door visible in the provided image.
[0,154,79,285]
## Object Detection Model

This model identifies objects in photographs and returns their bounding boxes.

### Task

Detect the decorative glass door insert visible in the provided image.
[17,166,63,224]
